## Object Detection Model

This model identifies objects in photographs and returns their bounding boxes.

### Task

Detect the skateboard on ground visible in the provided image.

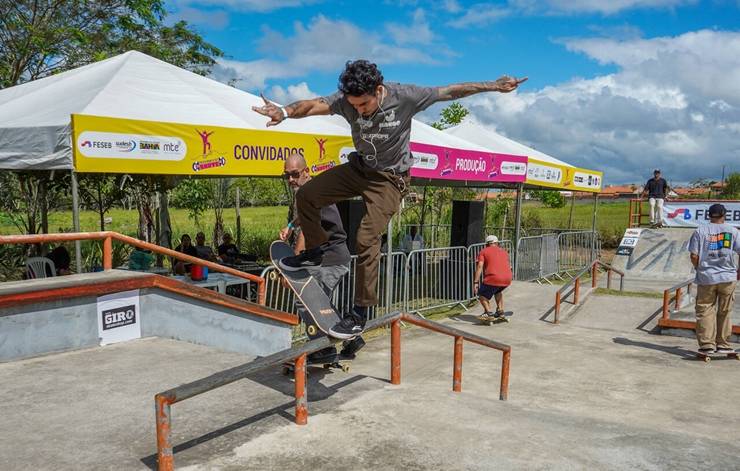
[478,311,513,325]
[269,240,343,339]
[281,353,353,376]
[696,350,739,363]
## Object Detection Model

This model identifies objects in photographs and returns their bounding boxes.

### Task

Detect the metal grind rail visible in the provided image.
[0,231,267,304]
[553,260,624,324]
[154,311,511,470]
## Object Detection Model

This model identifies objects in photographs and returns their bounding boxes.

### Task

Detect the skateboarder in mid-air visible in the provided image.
[254,59,526,339]
[279,152,365,361]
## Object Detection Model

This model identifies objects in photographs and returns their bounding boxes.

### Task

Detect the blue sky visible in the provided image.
[166,1,740,185]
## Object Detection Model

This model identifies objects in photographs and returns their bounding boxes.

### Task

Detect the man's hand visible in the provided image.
[252,93,285,127]
[493,75,528,93]
[279,227,291,241]
[473,281,479,295]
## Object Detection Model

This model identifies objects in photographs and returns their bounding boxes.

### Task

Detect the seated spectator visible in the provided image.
[217,233,240,263]
[401,226,425,253]
[45,245,72,276]
[194,231,218,262]
[174,234,198,275]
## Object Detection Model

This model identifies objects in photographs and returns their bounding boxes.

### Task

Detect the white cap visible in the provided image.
[485,235,498,244]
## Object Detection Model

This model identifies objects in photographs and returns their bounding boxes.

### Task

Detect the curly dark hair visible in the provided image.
[338,60,384,96]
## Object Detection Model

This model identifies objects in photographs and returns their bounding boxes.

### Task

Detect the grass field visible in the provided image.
[0,200,631,253]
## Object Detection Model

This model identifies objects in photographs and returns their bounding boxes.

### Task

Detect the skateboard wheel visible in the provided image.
[282,366,291,375]
[269,271,278,281]
[703,357,711,363]
[307,325,317,336]
[341,364,350,373]
[323,363,331,369]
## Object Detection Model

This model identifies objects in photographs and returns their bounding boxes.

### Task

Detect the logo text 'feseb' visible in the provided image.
[77,131,186,161]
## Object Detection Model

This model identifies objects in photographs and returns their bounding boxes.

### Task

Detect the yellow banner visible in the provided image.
[71,114,354,176]
[525,158,603,193]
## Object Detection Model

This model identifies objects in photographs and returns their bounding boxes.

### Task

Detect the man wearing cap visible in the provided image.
[473,235,513,320]
[688,203,740,356]
[642,169,670,228]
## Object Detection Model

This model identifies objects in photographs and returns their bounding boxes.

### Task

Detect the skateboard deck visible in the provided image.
[270,240,342,339]
[281,354,353,375]
[478,311,513,325]
[696,351,739,363]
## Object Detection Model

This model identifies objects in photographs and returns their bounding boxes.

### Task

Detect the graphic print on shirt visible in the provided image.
[708,232,733,251]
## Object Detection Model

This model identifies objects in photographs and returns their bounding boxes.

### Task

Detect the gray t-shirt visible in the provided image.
[323,82,441,172]
[688,223,740,285]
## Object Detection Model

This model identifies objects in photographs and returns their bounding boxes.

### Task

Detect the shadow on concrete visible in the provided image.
[636,306,665,334]
[612,337,696,359]
[140,371,372,470]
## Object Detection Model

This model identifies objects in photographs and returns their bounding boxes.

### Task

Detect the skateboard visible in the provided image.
[281,353,353,375]
[478,311,513,325]
[269,240,343,339]
[696,350,739,363]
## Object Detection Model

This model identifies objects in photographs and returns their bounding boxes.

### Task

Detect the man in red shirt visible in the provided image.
[474,235,513,319]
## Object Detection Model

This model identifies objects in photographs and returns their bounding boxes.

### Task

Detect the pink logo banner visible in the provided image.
[409,142,527,183]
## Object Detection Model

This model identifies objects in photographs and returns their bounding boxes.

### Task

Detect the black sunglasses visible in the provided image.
[282,169,305,180]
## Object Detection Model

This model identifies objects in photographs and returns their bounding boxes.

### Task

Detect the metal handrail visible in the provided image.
[0,231,267,304]
[154,311,512,470]
[661,278,693,321]
[553,259,624,324]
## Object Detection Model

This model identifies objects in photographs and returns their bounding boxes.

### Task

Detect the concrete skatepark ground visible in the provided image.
[2,281,739,470]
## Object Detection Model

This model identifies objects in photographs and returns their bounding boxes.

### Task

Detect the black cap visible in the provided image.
[653,169,661,173]
[708,203,726,217]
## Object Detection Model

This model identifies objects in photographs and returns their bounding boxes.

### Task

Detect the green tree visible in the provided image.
[0,0,222,88]
[431,102,469,130]
[232,177,289,207]
[721,172,740,199]
[529,190,566,208]
[77,174,128,231]
[170,179,213,226]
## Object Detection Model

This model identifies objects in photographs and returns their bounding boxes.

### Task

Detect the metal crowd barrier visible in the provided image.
[261,232,599,323]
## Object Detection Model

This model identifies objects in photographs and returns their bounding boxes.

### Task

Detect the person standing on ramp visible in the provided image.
[254,59,526,339]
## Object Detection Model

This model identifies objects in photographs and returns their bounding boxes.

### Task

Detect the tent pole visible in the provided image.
[591,193,599,262]
[513,183,523,280]
[71,170,82,273]
[235,187,241,248]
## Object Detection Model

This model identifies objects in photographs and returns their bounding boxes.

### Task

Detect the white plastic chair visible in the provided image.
[26,257,56,279]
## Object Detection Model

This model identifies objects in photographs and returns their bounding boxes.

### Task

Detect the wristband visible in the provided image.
[280,106,288,119]
[287,222,295,230]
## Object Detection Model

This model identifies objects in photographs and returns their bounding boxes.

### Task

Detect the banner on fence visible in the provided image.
[662,201,740,228]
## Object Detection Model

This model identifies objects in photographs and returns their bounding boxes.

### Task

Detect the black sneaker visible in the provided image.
[308,346,337,363]
[493,310,505,318]
[698,347,716,354]
[279,247,323,271]
[716,347,734,355]
[330,313,365,340]
[340,337,366,359]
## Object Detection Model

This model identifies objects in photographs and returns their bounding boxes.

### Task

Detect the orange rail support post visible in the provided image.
[674,287,682,311]
[554,291,561,324]
[591,263,598,288]
[294,353,308,425]
[103,236,113,270]
[452,336,463,392]
[662,289,670,321]
[500,350,511,401]
[574,277,581,305]
[155,395,174,471]
[391,320,401,385]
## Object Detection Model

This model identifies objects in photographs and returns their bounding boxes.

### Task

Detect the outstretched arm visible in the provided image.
[437,76,527,101]
[252,93,332,127]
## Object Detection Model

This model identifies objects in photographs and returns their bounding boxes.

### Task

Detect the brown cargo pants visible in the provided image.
[695,281,736,350]
[296,155,409,307]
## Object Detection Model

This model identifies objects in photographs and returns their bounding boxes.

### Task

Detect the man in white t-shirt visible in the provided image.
[402,226,425,253]
[688,204,740,355]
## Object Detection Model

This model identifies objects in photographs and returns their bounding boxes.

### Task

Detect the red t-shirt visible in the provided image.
[477,246,512,287]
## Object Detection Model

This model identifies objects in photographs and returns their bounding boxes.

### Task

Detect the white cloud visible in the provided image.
[509,0,698,15]
[442,0,463,13]
[447,3,510,28]
[210,15,440,90]
[267,82,318,104]
[386,9,435,45]
[421,30,740,184]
